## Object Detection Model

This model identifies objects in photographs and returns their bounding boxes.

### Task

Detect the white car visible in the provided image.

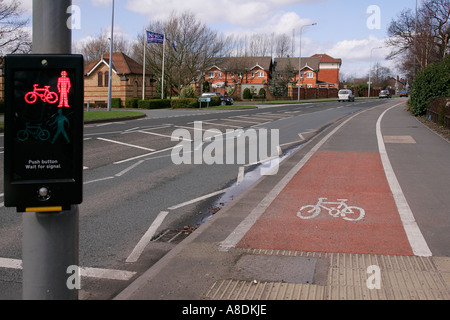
[338,89,355,102]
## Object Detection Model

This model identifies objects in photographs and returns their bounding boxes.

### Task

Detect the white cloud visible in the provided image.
[92,0,113,7]
[316,35,397,77]
[125,0,316,29]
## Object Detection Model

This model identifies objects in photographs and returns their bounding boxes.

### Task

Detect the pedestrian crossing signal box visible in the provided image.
[4,54,84,212]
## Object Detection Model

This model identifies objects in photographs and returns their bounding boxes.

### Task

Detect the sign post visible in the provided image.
[3,0,82,300]
[198,97,210,108]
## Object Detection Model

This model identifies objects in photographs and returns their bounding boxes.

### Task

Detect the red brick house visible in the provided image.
[84,52,154,106]
[312,54,342,88]
[274,56,321,88]
[204,56,273,97]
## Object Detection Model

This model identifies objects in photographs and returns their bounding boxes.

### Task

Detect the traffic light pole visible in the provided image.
[22,0,79,300]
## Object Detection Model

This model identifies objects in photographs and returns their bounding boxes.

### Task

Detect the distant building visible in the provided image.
[386,75,407,93]
[204,54,341,98]
[311,54,342,88]
[84,52,154,107]
[204,56,273,97]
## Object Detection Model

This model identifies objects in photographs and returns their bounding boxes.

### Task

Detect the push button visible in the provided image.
[37,186,51,201]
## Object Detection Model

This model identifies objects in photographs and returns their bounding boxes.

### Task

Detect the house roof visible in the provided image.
[84,52,151,76]
[207,56,273,72]
[311,53,342,65]
[274,57,321,72]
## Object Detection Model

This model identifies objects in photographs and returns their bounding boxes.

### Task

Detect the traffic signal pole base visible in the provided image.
[22,205,79,300]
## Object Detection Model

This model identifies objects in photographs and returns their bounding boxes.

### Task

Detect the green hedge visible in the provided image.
[137,99,171,109]
[172,98,199,108]
[111,98,121,108]
[410,56,450,116]
[125,98,139,109]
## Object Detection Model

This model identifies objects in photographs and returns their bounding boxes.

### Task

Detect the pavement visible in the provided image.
[113,101,450,301]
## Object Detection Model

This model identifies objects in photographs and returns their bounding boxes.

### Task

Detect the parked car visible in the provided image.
[338,89,355,102]
[379,90,392,98]
[201,92,234,105]
[399,90,409,97]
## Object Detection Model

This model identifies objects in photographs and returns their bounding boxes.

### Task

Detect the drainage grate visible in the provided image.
[152,225,198,244]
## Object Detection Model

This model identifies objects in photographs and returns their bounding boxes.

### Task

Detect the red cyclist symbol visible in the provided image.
[24,71,71,107]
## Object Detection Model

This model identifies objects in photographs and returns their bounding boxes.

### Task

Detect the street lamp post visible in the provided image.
[107,0,115,111]
[298,23,317,101]
[368,46,382,98]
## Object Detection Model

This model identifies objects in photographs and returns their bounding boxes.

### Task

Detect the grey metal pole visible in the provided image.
[24,0,79,300]
[23,207,79,300]
[107,0,114,111]
[297,23,316,101]
[32,0,72,54]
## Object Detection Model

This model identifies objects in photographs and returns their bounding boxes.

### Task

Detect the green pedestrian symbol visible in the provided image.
[50,109,70,144]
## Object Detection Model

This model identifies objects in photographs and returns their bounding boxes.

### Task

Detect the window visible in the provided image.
[208,72,215,79]
[104,72,109,87]
[98,72,103,87]
[257,71,264,78]
[218,72,222,78]
[306,72,314,79]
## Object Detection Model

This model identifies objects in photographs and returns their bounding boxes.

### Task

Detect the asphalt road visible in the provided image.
[0,98,393,299]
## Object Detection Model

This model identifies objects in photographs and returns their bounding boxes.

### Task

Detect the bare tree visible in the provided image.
[132,11,226,96]
[76,30,130,63]
[0,0,31,55]
[275,34,291,58]
[386,0,450,77]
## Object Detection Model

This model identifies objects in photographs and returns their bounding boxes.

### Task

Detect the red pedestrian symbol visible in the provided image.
[57,70,71,108]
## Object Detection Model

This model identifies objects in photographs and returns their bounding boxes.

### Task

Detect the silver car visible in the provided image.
[338,89,355,102]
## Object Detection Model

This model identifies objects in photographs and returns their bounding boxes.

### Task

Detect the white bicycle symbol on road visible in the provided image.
[297,198,365,222]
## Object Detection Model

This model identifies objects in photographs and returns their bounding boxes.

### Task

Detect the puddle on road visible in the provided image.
[199,142,305,224]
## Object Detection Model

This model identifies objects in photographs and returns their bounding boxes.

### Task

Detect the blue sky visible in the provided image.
[18,0,418,78]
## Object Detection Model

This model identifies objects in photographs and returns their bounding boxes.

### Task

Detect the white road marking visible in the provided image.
[83,176,115,185]
[138,130,192,141]
[0,257,136,281]
[126,211,170,263]
[97,137,155,151]
[115,160,145,177]
[376,103,432,257]
[226,118,262,125]
[237,166,245,184]
[198,121,243,129]
[167,188,229,210]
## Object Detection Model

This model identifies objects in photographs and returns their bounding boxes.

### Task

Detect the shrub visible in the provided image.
[410,56,450,116]
[180,86,195,98]
[172,98,199,108]
[111,98,121,108]
[243,88,252,99]
[202,81,210,93]
[137,99,171,109]
[258,88,266,97]
[210,96,221,106]
[125,98,139,109]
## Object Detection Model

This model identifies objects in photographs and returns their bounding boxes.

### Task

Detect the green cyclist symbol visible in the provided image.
[17,123,50,142]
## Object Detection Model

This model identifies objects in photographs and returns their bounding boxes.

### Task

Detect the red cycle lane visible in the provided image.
[237,151,414,256]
